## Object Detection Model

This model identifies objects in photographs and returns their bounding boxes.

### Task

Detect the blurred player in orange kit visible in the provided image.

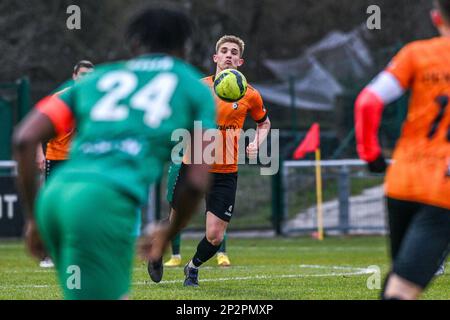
[354,0,450,300]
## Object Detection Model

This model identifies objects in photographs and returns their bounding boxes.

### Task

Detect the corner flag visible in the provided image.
[292,123,324,240]
[293,123,320,159]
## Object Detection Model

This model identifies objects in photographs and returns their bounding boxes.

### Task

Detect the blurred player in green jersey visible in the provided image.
[13,7,215,299]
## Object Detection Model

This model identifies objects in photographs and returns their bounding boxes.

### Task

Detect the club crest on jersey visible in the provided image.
[232,102,239,110]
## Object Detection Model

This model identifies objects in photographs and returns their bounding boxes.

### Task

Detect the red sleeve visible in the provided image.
[354,88,385,162]
[35,95,75,135]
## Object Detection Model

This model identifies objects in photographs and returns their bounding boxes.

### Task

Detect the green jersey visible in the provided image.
[43,54,216,204]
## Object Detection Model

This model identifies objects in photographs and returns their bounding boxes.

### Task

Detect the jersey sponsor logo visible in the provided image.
[232,102,239,110]
[79,139,142,156]
[217,124,238,130]
[422,71,450,85]
[126,57,174,71]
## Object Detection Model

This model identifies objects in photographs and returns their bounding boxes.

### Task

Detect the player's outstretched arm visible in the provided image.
[355,71,404,173]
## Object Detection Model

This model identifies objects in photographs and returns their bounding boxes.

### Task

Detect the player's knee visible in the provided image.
[206,229,224,246]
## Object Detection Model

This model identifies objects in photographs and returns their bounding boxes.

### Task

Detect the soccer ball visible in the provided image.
[213,69,248,102]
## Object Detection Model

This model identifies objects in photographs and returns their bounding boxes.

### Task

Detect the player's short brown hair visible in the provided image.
[436,0,450,22]
[215,35,245,57]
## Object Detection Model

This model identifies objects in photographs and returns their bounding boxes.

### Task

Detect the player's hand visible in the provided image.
[367,154,387,173]
[137,223,170,262]
[25,220,46,260]
[246,142,258,159]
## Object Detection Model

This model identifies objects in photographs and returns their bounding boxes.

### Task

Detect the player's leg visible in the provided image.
[385,198,419,260]
[381,197,419,299]
[39,180,138,299]
[184,213,228,286]
[149,163,182,279]
[171,232,182,256]
[217,232,231,266]
[35,182,64,271]
[163,163,183,267]
[218,233,227,252]
[164,229,182,267]
[384,199,450,299]
[149,163,183,279]
[184,172,237,286]
[39,159,66,268]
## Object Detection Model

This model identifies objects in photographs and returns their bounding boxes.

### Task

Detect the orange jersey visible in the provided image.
[45,88,74,160]
[201,75,267,173]
[384,37,450,209]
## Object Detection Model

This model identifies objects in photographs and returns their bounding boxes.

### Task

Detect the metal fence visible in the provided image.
[154,164,274,231]
[1,159,389,236]
[0,161,17,176]
[281,159,387,235]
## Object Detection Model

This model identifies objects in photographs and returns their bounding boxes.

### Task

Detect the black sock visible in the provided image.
[192,236,221,267]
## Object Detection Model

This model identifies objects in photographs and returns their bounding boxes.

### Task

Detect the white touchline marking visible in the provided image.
[135,270,373,286]
[157,246,385,252]
[2,264,378,273]
[0,244,385,251]
[0,265,374,290]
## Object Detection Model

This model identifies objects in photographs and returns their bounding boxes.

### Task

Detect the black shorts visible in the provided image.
[171,163,238,223]
[45,159,66,180]
[386,197,450,288]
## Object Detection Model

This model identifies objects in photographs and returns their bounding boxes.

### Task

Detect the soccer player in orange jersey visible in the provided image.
[148,35,271,286]
[36,60,94,268]
[36,60,94,176]
[354,0,450,300]
[40,60,94,178]
[182,35,270,286]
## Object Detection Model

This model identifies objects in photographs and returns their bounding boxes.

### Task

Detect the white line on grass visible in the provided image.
[0,264,374,290]
[0,244,384,251]
[1,263,377,273]
[160,246,385,252]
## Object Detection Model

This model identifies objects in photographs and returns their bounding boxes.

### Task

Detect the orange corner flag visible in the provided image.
[293,123,320,160]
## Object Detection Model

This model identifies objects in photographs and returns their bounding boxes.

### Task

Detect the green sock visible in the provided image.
[218,233,227,253]
[171,233,181,255]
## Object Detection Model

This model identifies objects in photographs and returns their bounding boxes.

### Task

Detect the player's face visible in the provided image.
[73,67,93,81]
[213,42,244,72]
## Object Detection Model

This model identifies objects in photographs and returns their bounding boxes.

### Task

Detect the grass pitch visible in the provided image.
[0,236,448,300]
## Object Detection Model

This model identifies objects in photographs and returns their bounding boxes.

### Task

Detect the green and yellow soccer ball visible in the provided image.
[213,69,248,102]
